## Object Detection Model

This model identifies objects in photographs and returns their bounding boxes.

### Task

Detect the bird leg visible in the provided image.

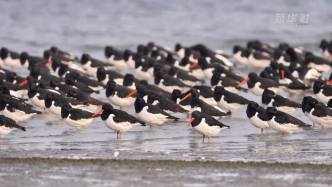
[11,66,14,71]
[282,133,285,140]
[202,135,205,143]
[43,108,46,113]
[208,135,211,143]
[313,122,315,127]
[77,127,80,131]
[289,94,293,101]
[117,132,119,139]
[261,128,263,134]
[322,124,324,130]
[187,113,190,118]
[229,110,232,117]
[120,132,122,139]
[22,94,24,99]
[150,125,153,130]
[120,106,123,111]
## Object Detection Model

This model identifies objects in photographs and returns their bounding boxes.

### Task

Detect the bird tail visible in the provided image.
[237,87,248,92]
[35,110,42,114]
[221,125,230,129]
[19,126,26,131]
[167,115,179,121]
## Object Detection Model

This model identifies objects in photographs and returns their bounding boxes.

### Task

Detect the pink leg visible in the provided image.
[117,132,119,139]
[229,110,232,117]
[322,124,324,130]
[289,94,293,101]
[150,125,153,130]
[261,128,263,134]
[282,133,285,140]
[187,113,190,118]
[208,135,211,143]
[202,135,205,143]
[43,108,46,113]
[11,66,14,71]
[120,132,122,139]
[313,122,315,127]
[120,106,123,111]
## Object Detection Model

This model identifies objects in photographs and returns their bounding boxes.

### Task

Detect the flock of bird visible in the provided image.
[0,39,332,142]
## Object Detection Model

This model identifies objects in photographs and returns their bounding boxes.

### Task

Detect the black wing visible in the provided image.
[275,111,310,127]
[0,115,26,131]
[199,100,229,116]
[256,107,267,121]
[202,113,230,128]
[69,108,95,120]
[224,92,250,104]
[8,100,41,114]
[112,109,145,124]
[116,86,136,98]
[146,104,179,120]
[163,76,189,87]
[274,95,301,108]
[322,85,332,96]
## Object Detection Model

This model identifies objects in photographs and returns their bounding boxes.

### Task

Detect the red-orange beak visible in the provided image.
[181,93,192,102]
[19,80,28,86]
[125,90,137,98]
[281,70,285,80]
[327,80,332,85]
[187,118,195,127]
[189,63,198,69]
[307,62,312,67]
[237,77,249,87]
[92,109,103,117]
[273,94,277,97]
[46,60,52,67]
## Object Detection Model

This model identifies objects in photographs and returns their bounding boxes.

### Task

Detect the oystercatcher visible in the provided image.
[171,89,191,112]
[28,83,59,112]
[181,88,230,118]
[147,92,189,114]
[211,73,247,93]
[266,107,310,139]
[178,57,204,79]
[80,53,113,77]
[61,104,98,130]
[0,93,42,123]
[237,72,284,96]
[303,97,332,129]
[191,85,217,106]
[106,80,136,110]
[123,50,136,69]
[97,67,124,86]
[65,77,99,94]
[214,86,250,115]
[66,89,106,112]
[44,50,74,66]
[288,62,321,82]
[246,101,269,133]
[304,53,331,73]
[122,74,138,90]
[93,103,146,139]
[0,115,26,137]
[45,93,86,116]
[0,48,21,70]
[50,46,78,61]
[233,45,249,65]
[167,66,204,86]
[154,71,189,93]
[313,80,332,104]
[187,111,230,143]
[134,57,154,81]
[247,49,272,68]
[262,89,301,114]
[138,80,171,97]
[104,46,127,71]
[134,98,178,130]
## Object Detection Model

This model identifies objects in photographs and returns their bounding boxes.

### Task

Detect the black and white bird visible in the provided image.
[154,71,190,93]
[66,89,107,112]
[237,72,284,96]
[266,107,311,139]
[66,72,105,91]
[104,46,127,72]
[313,80,332,104]
[147,92,189,114]
[262,89,301,114]
[247,49,272,68]
[0,48,21,70]
[134,98,179,130]
[233,45,249,65]
[171,89,191,112]
[61,104,99,130]
[93,103,146,139]
[27,83,59,112]
[246,102,269,133]
[304,53,331,73]
[214,86,250,115]
[0,115,26,137]
[106,80,136,110]
[167,66,204,86]
[187,111,230,143]
[181,88,230,119]
[80,53,113,77]
[302,97,332,129]
[211,73,248,93]
[45,93,86,116]
[96,67,124,86]
[0,94,42,123]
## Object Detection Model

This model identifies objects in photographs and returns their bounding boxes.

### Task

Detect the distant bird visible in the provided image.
[45,93,86,116]
[313,80,332,104]
[28,83,59,112]
[266,107,310,139]
[154,71,190,93]
[211,73,247,93]
[0,115,26,137]
[66,89,106,112]
[147,92,189,114]
[96,67,124,86]
[106,80,136,110]
[247,49,272,68]
[302,97,332,129]
[262,89,301,114]
[80,53,112,76]
[304,53,331,73]
[181,88,230,119]
[170,89,191,112]
[167,66,204,86]
[233,45,249,65]
[104,46,126,72]
[214,86,250,115]
[0,93,42,123]
[187,111,230,143]
[93,103,146,139]
[237,72,284,96]
[0,48,21,70]
[134,98,178,130]
[61,104,98,130]
[65,77,99,94]
[66,72,105,91]
[246,101,269,133]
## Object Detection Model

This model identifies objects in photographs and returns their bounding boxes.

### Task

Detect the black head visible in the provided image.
[50,46,58,53]
[123,50,132,61]
[327,99,332,108]
[102,103,114,111]
[0,94,10,103]
[191,111,202,119]
[67,89,78,97]
[155,71,165,79]
[134,98,146,113]
[105,46,114,58]
[147,92,159,103]
[197,57,208,69]
[61,104,72,119]
[171,89,182,99]
[134,57,143,69]
[285,48,298,62]
[96,67,106,81]
[269,60,279,70]
[233,45,244,54]
[20,52,29,65]
[80,53,91,65]
[263,89,276,98]
[30,67,41,76]
[43,50,52,60]
[180,57,190,66]
[49,79,60,88]
[313,80,325,94]
[308,97,319,106]
[175,43,182,52]
[139,80,148,86]
[123,74,135,86]
[168,66,178,76]
[38,82,48,89]
[304,53,315,65]
[147,42,155,49]
[214,86,226,94]
[65,77,76,86]
[259,70,270,79]
[266,107,278,114]
[165,53,173,63]
[302,96,311,113]
[106,80,117,97]
[278,43,290,51]
[248,101,259,109]
[320,39,329,49]
[28,83,39,98]
[150,50,160,59]
[0,48,9,59]
[211,73,221,86]
[248,72,258,79]
[0,85,10,95]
